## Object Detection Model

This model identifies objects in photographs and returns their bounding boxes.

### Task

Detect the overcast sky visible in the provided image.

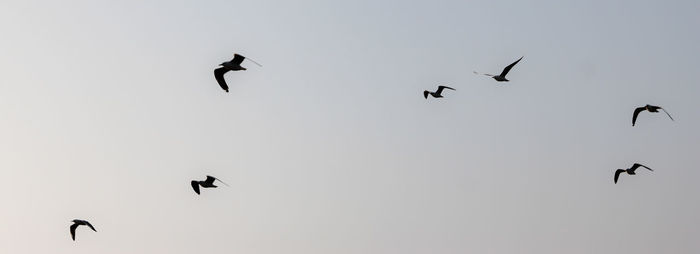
[1,0,699,253]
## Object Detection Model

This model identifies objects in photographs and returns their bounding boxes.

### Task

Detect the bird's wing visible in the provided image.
[660,108,674,121]
[70,224,78,241]
[244,57,263,67]
[423,91,429,99]
[84,222,96,232]
[632,163,653,172]
[437,86,456,93]
[473,71,494,77]
[214,177,230,187]
[435,86,455,95]
[499,56,523,77]
[191,181,200,195]
[632,107,645,126]
[614,169,625,184]
[214,67,230,93]
[231,54,246,66]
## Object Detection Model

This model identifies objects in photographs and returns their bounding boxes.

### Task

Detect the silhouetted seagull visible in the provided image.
[614,163,653,184]
[214,53,262,93]
[70,219,96,241]
[191,175,230,195]
[423,85,455,99]
[474,56,523,82]
[632,104,674,126]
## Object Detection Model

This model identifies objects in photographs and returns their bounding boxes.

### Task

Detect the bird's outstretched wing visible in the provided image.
[499,56,523,77]
[473,71,494,77]
[231,54,246,66]
[614,169,625,184]
[214,177,230,187]
[631,163,653,172]
[70,224,78,241]
[191,181,201,195]
[244,57,263,67]
[660,108,674,121]
[84,221,96,232]
[436,86,455,93]
[423,90,430,99]
[632,107,646,126]
[214,67,230,93]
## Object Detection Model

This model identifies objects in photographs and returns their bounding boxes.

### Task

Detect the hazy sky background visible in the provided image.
[1,0,699,253]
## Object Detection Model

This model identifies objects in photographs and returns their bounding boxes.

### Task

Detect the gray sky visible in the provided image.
[1,0,699,253]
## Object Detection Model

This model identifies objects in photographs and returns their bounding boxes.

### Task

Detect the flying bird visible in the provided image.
[191,175,230,195]
[474,56,523,82]
[423,85,456,99]
[614,163,653,184]
[70,219,96,241]
[632,104,674,126]
[214,53,262,93]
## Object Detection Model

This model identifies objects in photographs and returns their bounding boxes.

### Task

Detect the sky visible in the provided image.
[0,0,699,253]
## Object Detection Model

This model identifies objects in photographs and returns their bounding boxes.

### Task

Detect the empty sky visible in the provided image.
[1,0,699,253]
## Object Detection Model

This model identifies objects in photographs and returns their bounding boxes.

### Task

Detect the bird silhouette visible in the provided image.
[70,219,96,241]
[474,56,523,82]
[424,85,456,99]
[614,163,653,184]
[191,175,229,195]
[214,53,262,93]
[632,104,674,126]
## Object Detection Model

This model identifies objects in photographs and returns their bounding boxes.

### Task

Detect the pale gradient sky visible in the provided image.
[1,0,699,253]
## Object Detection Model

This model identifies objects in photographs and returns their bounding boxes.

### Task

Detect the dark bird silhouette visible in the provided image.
[474,56,523,82]
[191,175,230,195]
[423,85,456,99]
[632,104,674,126]
[214,53,262,93]
[614,163,653,184]
[70,219,96,241]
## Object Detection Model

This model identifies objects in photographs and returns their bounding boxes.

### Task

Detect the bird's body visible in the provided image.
[492,76,509,82]
[70,219,96,241]
[214,53,261,93]
[632,104,674,126]
[614,163,653,184]
[220,61,247,71]
[474,56,523,82]
[424,85,455,99]
[191,175,229,195]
